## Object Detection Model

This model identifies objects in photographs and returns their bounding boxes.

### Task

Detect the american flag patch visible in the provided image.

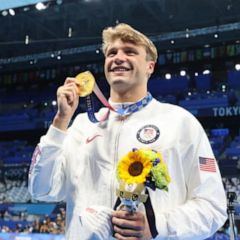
[199,157,216,172]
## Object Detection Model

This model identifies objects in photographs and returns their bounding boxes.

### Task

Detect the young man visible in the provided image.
[28,23,227,239]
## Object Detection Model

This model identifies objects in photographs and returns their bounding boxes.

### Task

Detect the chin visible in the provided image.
[110,80,130,92]
[109,77,127,85]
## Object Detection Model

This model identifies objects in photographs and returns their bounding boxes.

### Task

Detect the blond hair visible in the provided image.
[102,23,158,62]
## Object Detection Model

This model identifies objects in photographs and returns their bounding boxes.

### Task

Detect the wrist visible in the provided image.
[53,113,71,131]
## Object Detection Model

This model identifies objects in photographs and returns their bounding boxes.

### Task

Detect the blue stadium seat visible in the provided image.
[195,74,211,92]
[227,70,240,89]
[149,76,188,96]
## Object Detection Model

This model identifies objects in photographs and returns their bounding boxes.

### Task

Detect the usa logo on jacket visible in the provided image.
[136,124,160,144]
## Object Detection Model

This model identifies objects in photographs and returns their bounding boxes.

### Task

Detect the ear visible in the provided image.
[147,61,155,75]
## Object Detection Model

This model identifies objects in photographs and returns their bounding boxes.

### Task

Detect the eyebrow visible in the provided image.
[106,46,139,54]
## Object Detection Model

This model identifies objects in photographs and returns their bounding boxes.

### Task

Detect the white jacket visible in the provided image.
[28,98,227,239]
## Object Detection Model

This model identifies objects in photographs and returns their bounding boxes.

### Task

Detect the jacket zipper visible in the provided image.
[110,117,126,207]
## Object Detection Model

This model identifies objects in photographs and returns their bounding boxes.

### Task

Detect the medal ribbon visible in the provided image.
[86,82,153,123]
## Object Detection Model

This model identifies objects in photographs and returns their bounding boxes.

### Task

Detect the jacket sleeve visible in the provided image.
[28,125,68,202]
[154,120,227,239]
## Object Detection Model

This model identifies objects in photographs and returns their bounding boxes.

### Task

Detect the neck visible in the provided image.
[110,85,147,103]
[110,89,148,103]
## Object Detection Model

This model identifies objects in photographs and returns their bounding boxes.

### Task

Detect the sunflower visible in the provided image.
[117,149,152,184]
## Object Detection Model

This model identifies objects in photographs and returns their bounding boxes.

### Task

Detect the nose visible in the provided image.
[113,50,126,64]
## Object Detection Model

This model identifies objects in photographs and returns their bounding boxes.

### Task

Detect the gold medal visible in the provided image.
[75,71,95,97]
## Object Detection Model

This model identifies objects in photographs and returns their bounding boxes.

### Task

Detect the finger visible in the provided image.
[113,224,143,238]
[64,78,80,94]
[57,89,77,106]
[112,210,139,220]
[64,77,82,91]
[57,87,74,99]
[64,82,79,95]
[64,77,77,85]
[64,85,79,100]
[114,232,138,240]
[112,217,142,231]
[58,84,79,100]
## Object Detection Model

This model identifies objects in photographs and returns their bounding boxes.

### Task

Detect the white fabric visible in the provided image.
[28,98,227,239]
[68,206,113,240]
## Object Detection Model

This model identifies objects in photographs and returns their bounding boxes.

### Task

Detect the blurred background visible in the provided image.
[0,0,240,239]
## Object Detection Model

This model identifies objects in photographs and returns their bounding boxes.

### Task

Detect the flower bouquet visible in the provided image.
[116,148,171,212]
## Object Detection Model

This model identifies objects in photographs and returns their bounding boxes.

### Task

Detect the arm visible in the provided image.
[154,123,227,239]
[28,78,80,201]
[28,125,67,201]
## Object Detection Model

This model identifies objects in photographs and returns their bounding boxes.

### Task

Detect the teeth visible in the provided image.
[113,68,129,72]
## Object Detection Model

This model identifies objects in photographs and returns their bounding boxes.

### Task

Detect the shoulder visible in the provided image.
[152,98,196,119]
[151,99,203,132]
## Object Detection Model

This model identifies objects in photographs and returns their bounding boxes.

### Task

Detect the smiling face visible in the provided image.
[104,39,155,102]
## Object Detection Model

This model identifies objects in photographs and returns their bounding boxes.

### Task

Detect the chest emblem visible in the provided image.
[136,125,160,144]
